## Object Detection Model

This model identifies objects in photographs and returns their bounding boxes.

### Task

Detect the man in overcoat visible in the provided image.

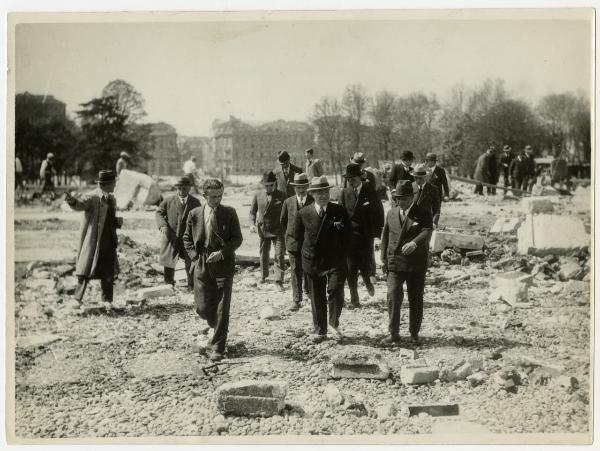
[339,163,383,308]
[183,178,243,361]
[381,180,433,345]
[412,164,441,228]
[294,176,351,343]
[155,176,201,290]
[250,171,287,288]
[473,147,494,195]
[280,172,314,311]
[388,150,415,189]
[64,170,122,308]
[424,152,450,201]
[273,150,303,198]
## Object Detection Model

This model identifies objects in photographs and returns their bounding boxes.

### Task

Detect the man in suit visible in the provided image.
[343,152,377,193]
[499,145,514,194]
[280,172,314,311]
[413,164,441,228]
[294,176,351,343]
[183,179,243,361]
[155,176,202,290]
[64,170,123,309]
[424,152,450,201]
[381,180,433,346]
[388,150,415,189]
[473,147,495,195]
[509,145,536,194]
[250,171,286,289]
[339,163,383,308]
[305,148,324,180]
[273,150,303,198]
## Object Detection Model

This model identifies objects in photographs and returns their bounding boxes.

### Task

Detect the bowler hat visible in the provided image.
[97,170,116,184]
[261,171,277,185]
[351,152,366,164]
[425,152,437,161]
[278,150,290,163]
[174,176,192,187]
[290,172,310,186]
[401,151,414,161]
[392,180,414,198]
[307,176,333,192]
[413,164,428,177]
[343,163,362,179]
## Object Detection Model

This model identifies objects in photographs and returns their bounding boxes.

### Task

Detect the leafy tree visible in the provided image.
[101,79,147,125]
[395,93,440,161]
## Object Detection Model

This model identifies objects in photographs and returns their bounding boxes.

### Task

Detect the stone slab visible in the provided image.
[137,284,174,300]
[330,346,390,380]
[400,365,439,384]
[489,217,521,234]
[216,380,288,399]
[408,404,459,417]
[217,395,286,417]
[521,197,555,214]
[517,215,589,256]
[430,231,484,253]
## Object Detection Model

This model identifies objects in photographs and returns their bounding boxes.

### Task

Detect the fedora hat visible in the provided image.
[47,152,55,159]
[277,150,290,163]
[351,152,366,164]
[307,176,333,192]
[425,152,437,161]
[261,171,277,185]
[97,170,116,184]
[401,150,414,161]
[413,164,428,177]
[174,176,192,187]
[343,163,362,179]
[290,172,310,186]
[120,151,130,158]
[392,180,414,198]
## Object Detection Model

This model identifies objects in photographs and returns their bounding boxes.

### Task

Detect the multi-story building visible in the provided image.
[146,122,180,176]
[212,116,316,176]
[177,135,214,174]
[16,92,66,124]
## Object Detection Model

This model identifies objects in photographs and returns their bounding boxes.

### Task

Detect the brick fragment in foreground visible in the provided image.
[216,380,287,417]
[331,346,390,379]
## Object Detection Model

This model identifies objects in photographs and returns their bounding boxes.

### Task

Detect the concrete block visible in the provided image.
[489,217,521,234]
[216,380,287,417]
[488,271,533,306]
[521,197,554,214]
[408,404,459,417]
[137,284,174,300]
[400,365,439,384]
[430,231,484,253]
[517,215,589,256]
[217,380,288,398]
[559,261,583,280]
[331,346,390,380]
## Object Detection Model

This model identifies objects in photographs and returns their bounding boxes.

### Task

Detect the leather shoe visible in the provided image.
[380,335,401,346]
[209,351,223,361]
[310,334,327,344]
[289,303,301,312]
[410,334,420,345]
[366,282,375,297]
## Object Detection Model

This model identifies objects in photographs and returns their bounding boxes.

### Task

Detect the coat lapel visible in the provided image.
[176,198,188,237]
[195,205,206,249]
[96,189,108,242]
[315,203,327,242]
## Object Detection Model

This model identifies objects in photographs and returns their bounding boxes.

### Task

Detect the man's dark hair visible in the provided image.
[203,178,224,193]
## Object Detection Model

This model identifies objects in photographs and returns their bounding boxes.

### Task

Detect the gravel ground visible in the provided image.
[11,185,592,441]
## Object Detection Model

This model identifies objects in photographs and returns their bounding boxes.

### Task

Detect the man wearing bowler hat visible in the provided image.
[388,150,415,189]
[424,152,450,201]
[339,162,382,308]
[412,164,441,228]
[280,172,314,311]
[344,152,377,194]
[64,170,123,309]
[156,176,202,289]
[294,176,351,343]
[250,171,287,289]
[381,180,433,345]
[274,150,303,198]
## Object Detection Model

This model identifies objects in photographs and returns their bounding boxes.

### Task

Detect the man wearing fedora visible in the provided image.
[305,148,324,180]
[280,172,314,311]
[115,151,131,176]
[156,176,201,289]
[509,145,536,194]
[424,152,450,201]
[64,170,123,308]
[339,162,382,308]
[343,152,377,194]
[183,178,243,361]
[294,176,351,342]
[412,164,441,228]
[499,145,514,193]
[381,180,433,345]
[250,171,287,288]
[274,150,303,198]
[388,150,415,189]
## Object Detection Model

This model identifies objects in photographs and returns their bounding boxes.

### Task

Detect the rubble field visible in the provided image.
[12,184,592,440]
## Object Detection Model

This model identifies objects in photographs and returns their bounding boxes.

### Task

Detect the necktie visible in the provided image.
[318,207,324,218]
[354,188,358,198]
[205,207,218,249]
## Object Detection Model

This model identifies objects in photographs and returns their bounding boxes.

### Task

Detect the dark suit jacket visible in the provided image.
[294,202,351,276]
[280,194,314,253]
[249,190,286,237]
[388,163,414,188]
[156,194,202,266]
[428,165,450,198]
[509,155,535,180]
[339,185,384,251]
[381,204,433,273]
[413,182,441,226]
[343,169,377,195]
[183,204,243,279]
[273,164,303,198]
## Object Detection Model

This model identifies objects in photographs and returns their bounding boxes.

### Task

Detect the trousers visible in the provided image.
[75,277,114,303]
[259,234,285,282]
[163,254,193,288]
[194,272,233,354]
[387,270,426,337]
[306,268,346,336]
[347,245,374,304]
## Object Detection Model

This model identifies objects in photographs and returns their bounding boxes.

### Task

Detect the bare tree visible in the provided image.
[312,97,345,183]
[342,84,369,154]
[370,90,396,160]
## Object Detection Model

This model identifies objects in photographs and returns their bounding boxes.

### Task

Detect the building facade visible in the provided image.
[177,135,214,175]
[212,116,316,177]
[147,122,180,176]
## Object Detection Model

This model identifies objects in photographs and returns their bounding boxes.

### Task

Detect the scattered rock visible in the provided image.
[557,375,579,393]
[400,365,439,384]
[137,284,174,300]
[408,404,459,417]
[216,380,287,417]
[466,372,488,387]
[493,368,521,392]
[501,318,523,329]
[375,401,397,420]
[330,345,390,380]
[559,261,583,280]
[259,306,281,320]
[324,383,343,407]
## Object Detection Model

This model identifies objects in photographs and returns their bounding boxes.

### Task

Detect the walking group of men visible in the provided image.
[65,147,449,361]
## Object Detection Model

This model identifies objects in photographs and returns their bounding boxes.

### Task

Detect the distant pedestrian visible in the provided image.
[183,156,200,194]
[64,170,122,309]
[115,151,130,176]
[551,151,569,188]
[15,155,23,192]
[183,178,243,362]
[280,172,314,311]
[424,152,450,201]
[523,145,537,192]
[388,151,415,188]
[156,176,201,290]
[473,148,495,195]
[509,145,536,193]
[250,171,286,289]
[40,152,57,198]
[273,150,302,198]
[305,147,324,180]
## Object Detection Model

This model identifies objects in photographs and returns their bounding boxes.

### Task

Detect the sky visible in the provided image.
[14,14,593,136]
